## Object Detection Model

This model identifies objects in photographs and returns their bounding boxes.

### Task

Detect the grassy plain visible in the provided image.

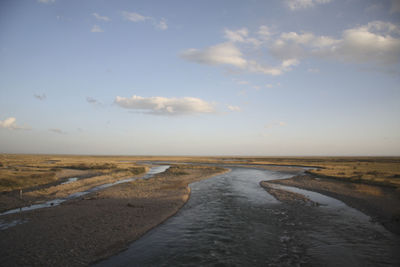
[0,154,146,192]
[111,156,400,188]
[1,155,399,192]
[0,154,399,265]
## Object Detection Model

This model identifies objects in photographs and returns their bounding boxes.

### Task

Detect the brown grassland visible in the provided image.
[1,154,400,193]
[0,154,399,265]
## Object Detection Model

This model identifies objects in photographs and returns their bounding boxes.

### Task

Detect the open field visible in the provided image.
[0,154,399,265]
[1,155,400,193]
[0,154,148,193]
[128,156,400,188]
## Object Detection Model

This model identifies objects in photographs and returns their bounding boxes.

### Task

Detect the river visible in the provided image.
[96,166,400,266]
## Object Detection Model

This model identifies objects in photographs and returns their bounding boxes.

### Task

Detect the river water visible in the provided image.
[96,167,400,267]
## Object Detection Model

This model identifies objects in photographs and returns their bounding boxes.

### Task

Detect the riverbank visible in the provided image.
[261,174,400,235]
[0,168,148,213]
[0,165,227,266]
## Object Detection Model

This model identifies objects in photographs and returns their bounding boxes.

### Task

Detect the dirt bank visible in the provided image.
[0,168,147,213]
[0,165,228,266]
[260,181,319,207]
[262,174,400,235]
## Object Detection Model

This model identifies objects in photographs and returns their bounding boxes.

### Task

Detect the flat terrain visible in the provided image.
[0,154,148,193]
[0,154,399,266]
[2,155,400,192]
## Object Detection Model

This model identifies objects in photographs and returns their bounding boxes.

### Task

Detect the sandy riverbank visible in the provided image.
[0,165,227,266]
[0,168,148,213]
[261,174,400,235]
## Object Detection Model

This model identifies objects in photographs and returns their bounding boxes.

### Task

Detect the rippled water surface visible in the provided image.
[97,167,400,266]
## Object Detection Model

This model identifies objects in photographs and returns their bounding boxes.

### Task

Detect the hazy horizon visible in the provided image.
[1,0,399,156]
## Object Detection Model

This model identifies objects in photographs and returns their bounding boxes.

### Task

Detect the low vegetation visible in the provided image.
[175,157,400,188]
[0,154,147,192]
[1,154,399,192]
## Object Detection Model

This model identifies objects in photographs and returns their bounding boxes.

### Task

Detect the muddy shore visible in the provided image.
[262,174,400,235]
[0,165,227,266]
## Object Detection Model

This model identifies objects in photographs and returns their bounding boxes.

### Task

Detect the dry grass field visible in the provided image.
[1,154,399,193]
[0,154,146,192]
[236,157,400,188]
[149,156,400,189]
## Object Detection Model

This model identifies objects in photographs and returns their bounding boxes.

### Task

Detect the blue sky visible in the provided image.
[0,0,399,156]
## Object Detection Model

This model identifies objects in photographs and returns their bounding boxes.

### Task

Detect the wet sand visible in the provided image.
[261,174,400,235]
[260,181,319,207]
[0,165,227,266]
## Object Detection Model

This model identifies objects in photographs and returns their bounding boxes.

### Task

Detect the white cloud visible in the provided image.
[182,20,400,77]
[0,117,30,130]
[156,18,168,30]
[115,95,216,116]
[122,11,168,30]
[49,128,67,134]
[391,0,400,14]
[224,28,248,43]
[247,61,282,76]
[34,93,46,100]
[92,13,111,22]
[285,0,332,10]
[271,21,400,68]
[181,42,247,68]
[122,11,151,22]
[91,25,104,33]
[224,28,261,46]
[38,0,55,4]
[280,31,340,48]
[363,21,400,35]
[336,28,399,65]
[227,105,241,112]
[281,58,300,68]
[247,58,298,76]
[181,41,298,76]
[325,22,400,66]
[258,25,271,40]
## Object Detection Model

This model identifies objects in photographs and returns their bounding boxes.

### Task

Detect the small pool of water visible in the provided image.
[60,177,78,185]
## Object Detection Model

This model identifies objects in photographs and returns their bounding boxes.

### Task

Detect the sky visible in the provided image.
[0,0,399,156]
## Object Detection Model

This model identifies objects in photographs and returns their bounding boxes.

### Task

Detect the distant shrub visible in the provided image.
[128,167,146,175]
[366,171,380,176]
[67,163,117,170]
[166,167,189,175]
